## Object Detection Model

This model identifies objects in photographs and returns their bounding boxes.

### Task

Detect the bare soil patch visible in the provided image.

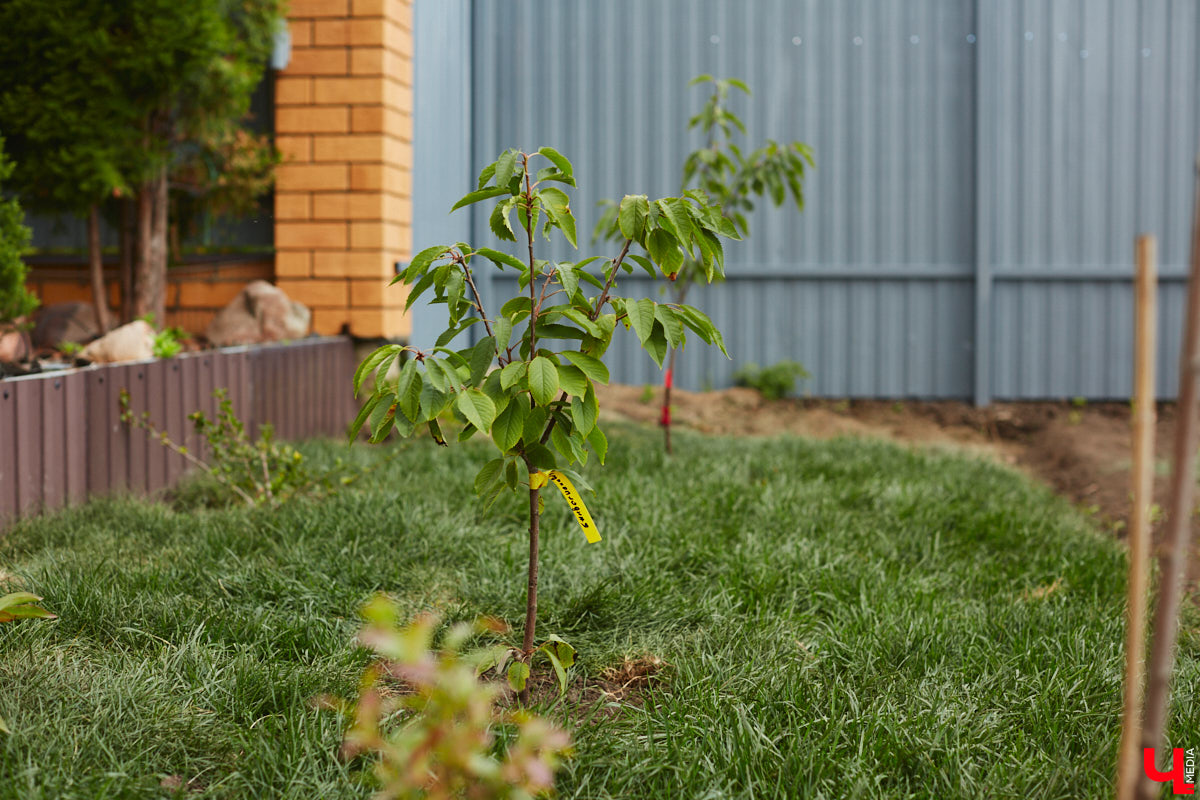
[597,384,1198,580]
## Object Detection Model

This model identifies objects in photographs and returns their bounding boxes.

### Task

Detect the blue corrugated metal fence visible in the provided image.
[413,0,1200,402]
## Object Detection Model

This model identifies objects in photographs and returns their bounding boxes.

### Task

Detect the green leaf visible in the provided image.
[396,360,422,421]
[561,350,609,384]
[489,199,517,242]
[476,161,497,189]
[494,149,519,186]
[522,405,549,444]
[647,228,683,275]
[494,317,514,352]
[587,424,608,465]
[500,360,527,390]
[539,186,577,248]
[474,458,505,495]
[556,364,589,398]
[556,262,580,300]
[420,383,451,419]
[451,185,511,212]
[353,345,394,397]
[399,244,448,284]
[474,247,525,272]
[467,336,495,386]
[540,645,569,696]
[404,271,437,310]
[506,660,530,692]
[626,298,657,345]
[571,393,598,435]
[349,392,384,441]
[655,305,684,349]
[625,253,657,278]
[528,356,560,406]
[456,389,497,433]
[559,308,601,338]
[428,419,447,446]
[643,322,669,367]
[537,146,573,177]
[618,194,648,241]
[369,395,396,443]
[524,442,557,470]
[491,399,529,451]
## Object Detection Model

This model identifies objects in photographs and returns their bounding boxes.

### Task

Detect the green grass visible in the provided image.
[0,426,1196,799]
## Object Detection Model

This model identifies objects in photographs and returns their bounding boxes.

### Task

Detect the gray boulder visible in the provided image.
[206,280,311,347]
[31,302,99,349]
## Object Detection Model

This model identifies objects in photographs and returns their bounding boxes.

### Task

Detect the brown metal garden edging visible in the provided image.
[0,336,357,527]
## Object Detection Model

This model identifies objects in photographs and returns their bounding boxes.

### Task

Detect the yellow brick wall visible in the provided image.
[274,0,414,339]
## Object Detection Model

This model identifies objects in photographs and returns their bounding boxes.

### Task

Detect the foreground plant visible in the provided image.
[121,387,398,508]
[0,592,55,734]
[352,147,731,700]
[595,76,813,452]
[331,599,570,799]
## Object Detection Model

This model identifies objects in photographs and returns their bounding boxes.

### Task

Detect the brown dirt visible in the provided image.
[495,655,668,724]
[597,384,1199,581]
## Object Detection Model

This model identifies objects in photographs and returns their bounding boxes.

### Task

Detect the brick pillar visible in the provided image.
[274,0,413,339]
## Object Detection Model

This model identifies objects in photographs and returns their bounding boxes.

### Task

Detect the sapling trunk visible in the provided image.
[663,347,677,454]
[520,482,541,706]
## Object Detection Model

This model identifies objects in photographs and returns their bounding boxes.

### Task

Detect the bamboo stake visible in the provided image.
[1116,235,1157,800]
[1137,157,1200,800]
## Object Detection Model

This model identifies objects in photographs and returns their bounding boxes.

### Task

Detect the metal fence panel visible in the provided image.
[0,337,357,526]
[411,0,1200,400]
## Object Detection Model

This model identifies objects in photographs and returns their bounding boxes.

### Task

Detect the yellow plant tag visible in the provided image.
[529,470,601,543]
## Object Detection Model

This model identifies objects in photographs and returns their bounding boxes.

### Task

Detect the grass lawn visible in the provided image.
[0,426,1196,799]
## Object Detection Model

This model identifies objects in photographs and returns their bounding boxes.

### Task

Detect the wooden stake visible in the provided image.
[1137,157,1200,800]
[1116,235,1156,800]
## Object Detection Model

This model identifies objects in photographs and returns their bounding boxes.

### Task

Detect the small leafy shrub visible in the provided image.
[331,598,570,799]
[0,138,37,324]
[733,360,810,401]
[121,387,383,508]
[152,326,189,359]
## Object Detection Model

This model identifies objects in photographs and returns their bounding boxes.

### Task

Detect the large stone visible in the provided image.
[205,280,311,347]
[0,329,30,362]
[80,320,155,364]
[31,302,100,349]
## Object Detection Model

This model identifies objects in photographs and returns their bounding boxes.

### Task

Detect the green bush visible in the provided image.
[0,139,37,324]
[733,359,810,401]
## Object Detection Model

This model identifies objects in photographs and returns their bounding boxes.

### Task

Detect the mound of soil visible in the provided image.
[597,384,1198,581]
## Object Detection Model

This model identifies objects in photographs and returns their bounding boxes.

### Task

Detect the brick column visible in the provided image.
[274,0,413,339]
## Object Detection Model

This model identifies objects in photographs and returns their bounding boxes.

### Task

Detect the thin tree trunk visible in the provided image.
[86,205,112,334]
[520,482,541,706]
[133,166,168,324]
[662,347,677,455]
[119,198,135,323]
[1136,157,1200,800]
[1116,235,1156,800]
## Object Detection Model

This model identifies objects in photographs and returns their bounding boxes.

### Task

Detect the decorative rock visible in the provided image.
[80,320,155,364]
[0,328,30,362]
[31,302,100,349]
[205,280,311,347]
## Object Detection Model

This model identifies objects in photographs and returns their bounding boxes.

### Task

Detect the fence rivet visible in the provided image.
[967,33,977,44]
[853,36,863,46]
[1142,48,1151,58]
[709,34,719,44]
[54,380,60,389]
[138,372,143,379]
[2,391,7,400]
[910,35,919,44]
[1080,49,1088,59]
[1025,31,1034,41]
[792,35,801,45]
